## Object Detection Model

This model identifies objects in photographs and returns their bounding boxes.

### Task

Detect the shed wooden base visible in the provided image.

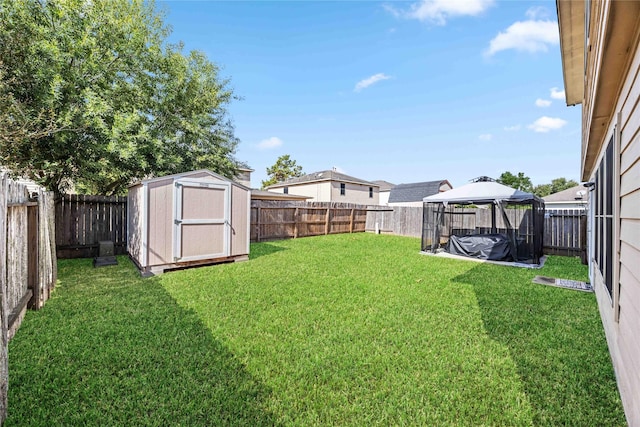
[131,254,249,277]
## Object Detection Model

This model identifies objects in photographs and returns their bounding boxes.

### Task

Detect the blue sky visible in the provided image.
[161,0,581,189]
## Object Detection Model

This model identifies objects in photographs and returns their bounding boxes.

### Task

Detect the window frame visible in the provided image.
[340,183,346,196]
[592,121,620,321]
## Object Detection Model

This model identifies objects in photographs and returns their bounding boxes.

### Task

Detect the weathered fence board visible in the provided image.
[0,174,57,423]
[55,194,127,258]
[251,200,369,242]
[544,209,587,258]
[0,175,8,425]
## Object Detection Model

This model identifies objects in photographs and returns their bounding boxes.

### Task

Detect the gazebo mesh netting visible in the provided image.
[421,179,545,264]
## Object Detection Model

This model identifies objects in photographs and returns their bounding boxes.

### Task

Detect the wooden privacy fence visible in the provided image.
[251,200,369,242]
[0,174,57,423]
[366,206,423,237]
[55,194,127,258]
[544,209,587,258]
[366,206,587,257]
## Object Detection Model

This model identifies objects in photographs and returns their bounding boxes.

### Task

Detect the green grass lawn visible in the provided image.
[7,234,625,426]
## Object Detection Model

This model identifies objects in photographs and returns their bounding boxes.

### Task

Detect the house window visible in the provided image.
[369,187,373,198]
[283,187,288,194]
[594,135,615,299]
[340,183,345,196]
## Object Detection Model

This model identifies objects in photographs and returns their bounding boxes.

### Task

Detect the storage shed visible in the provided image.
[128,170,250,275]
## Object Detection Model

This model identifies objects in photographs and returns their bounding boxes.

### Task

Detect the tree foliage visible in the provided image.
[496,171,533,193]
[533,177,579,197]
[261,155,303,189]
[0,0,240,195]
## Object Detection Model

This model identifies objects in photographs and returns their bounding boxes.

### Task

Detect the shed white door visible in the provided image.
[173,179,231,262]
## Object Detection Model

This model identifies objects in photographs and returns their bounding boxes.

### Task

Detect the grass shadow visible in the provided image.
[7,257,279,426]
[452,258,626,426]
[249,241,287,260]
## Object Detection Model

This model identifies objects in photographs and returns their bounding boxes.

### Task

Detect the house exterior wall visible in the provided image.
[379,190,390,205]
[331,181,378,205]
[574,2,640,424]
[270,182,332,201]
[544,202,587,211]
[388,201,423,207]
[270,180,377,204]
[234,169,252,188]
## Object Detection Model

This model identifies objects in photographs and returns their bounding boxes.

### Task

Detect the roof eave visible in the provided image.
[557,0,585,106]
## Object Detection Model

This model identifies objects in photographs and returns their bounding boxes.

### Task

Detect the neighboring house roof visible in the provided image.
[250,190,310,201]
[372,180,395,192]
[543,185,588,204]
[267,170,378,188]
[388,180,449,203]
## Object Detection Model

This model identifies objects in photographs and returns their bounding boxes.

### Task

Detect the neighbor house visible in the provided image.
[234,167,253,188]
[388,180,452,207]
[372,180,395,205]
[266,170,379,204]
[250,189,311,202]
[542,185,588,211]
[558,1,640,424]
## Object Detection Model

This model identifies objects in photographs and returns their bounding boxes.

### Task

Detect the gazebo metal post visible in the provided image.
[491,203,497,233]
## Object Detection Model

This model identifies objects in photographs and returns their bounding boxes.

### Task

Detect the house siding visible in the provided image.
[379,191,390,205]
[585,11,640,424]
[331,181,378,205]
[270,182,331,201]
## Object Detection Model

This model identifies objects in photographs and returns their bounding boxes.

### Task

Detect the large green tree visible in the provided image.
[533,177,579,197]
[0,0,239,195]
[496,171,533,193]
[261,155,303,189]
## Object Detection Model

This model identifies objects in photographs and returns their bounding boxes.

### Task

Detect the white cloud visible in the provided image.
[550,87,565,99]
[535,98,552,107]
[257,136,283,150]
[485,20,559,56]
[479,134,493,141]
[354,73,391,92]
[504,125,521,131]
[525,6,551,20]
[385,0,494,25]
[528,116,567,133]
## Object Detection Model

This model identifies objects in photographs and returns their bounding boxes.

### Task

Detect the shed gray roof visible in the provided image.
[372,180,395,192]
[388,180,448,203]
[542,185,588,203]
[266,170,378,188]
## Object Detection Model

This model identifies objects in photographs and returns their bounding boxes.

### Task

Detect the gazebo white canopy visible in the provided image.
[423,180,539,205]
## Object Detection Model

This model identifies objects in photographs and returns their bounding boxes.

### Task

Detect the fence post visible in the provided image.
[324,208,330,235]
[27,205,39,309]
[294,208,299,238]
[349,209,355,233]
[256,206,261,242]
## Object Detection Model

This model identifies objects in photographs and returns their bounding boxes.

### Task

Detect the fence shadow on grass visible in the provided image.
[7,257,280,426]
[452,261,625,426]
[249,241,287,260]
